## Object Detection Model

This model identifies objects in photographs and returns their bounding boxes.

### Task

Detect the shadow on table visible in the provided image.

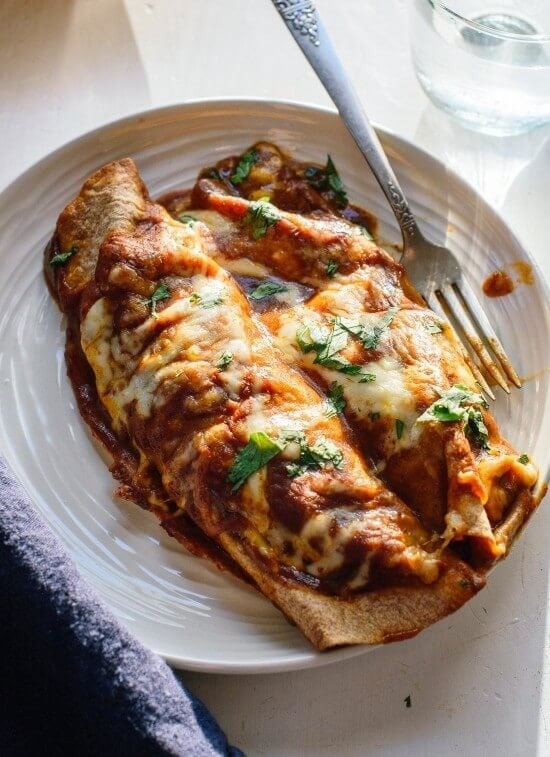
[412,103,550,212]
[182,500,549,755]
[500,132,550,266]
[0,0,150,152]
[0,0,74,93]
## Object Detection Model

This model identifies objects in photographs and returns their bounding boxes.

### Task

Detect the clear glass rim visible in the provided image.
[429,0,550,42]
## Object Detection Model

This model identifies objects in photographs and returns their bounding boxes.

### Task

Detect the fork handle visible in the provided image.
[271,0,420,248]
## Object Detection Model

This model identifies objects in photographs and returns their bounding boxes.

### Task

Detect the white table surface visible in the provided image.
[1,1,549,754]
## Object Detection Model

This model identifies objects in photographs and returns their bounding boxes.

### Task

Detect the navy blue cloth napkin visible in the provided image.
[0,455,243,757]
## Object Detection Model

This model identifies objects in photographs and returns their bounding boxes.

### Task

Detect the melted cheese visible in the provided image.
[51,155,542,627]
[239,397,334,504]
[266,506,439,588]
[183,211,271,278]
[81,272,252,425]
[80,298,119,423]
[343,355,416,425]
[217,257,270,278]
[272,308,419,454]
[479,452,538,490]
[241,394,270,435]
[272,282,308,309]
[216,336,251,397]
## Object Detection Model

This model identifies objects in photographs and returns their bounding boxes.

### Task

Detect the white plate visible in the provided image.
[0,99,548,674]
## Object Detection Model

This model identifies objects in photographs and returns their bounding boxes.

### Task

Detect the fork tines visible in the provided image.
[427,277,522,399]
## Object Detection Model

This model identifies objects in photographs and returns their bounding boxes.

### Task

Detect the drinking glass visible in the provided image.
[409,1,550,135]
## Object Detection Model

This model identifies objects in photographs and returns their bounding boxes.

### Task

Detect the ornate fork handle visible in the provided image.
[271,0,420,247]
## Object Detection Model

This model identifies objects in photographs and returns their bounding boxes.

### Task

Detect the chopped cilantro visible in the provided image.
[216,352,233,370]
[244,199,280,240]
[202,296,224,309]
[231,149,258,184]
[189,292,224,309]
[296,322,375,382]
[326,260,339,278]
[249,280,288,300]
[465,408,490,451]
[425,320,443,334]
[339,308,398,350]
[178,214,196,225]
[297,321,347,360]
[459,578,471,589]
[303,155,348,207]
[285,433,344,479]
[227,432,283,491]
[325,155,348,206]
[325,382,346,418]
[404,695,412,709]
[395,419,405,440]
[227,428,346,489]
[147,283,170,317]
[417,384,490,450]
[49,245,78,267]
[518,454,530,465]
[369,412,380,422]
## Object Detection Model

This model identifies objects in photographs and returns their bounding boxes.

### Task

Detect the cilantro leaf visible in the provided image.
[297,321,347,361]
[358,371,377,383]
[227,431,283,491]
[518,454,529,465]
[465,408,490,451]
[419,385,487,422]
[216,352,233,370]
[425,320,443,334]
[147,283,170,317]
[202,297,224,309]
[325,382,346,418]
[304,156,348,207]
[325,155,348,207]
[369,412,380,422]
[178,214,196,225]
[326,260,339,278]
[231,149,258,184]
[296,322,375,382]
[49,245,78,267]
[417,384,490,449]
[249,280,288,300]
[338,308,398,350]
[395,419,405,440]
[189,292,224,309]
[244,199,280,240]
[285,433,344,479]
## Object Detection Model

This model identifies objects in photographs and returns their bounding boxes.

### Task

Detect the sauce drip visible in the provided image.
[511,260,534,286]
[482,260,535,298]
[482,269,514,298]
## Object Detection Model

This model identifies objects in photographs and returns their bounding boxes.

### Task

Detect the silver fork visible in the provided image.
[271,0,521,397]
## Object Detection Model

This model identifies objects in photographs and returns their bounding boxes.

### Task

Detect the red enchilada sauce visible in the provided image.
[482,261,534,298]
[482,269,514,297]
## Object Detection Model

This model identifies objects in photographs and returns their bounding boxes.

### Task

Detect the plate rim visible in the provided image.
[2,95,549,318]
[0,97,548,674]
